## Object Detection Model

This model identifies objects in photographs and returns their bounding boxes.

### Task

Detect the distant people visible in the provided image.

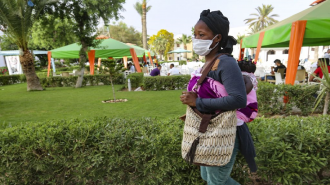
[167,64,180,76]
[187,59,190,63]
[309,58,330,82]
[260,59,286,81]
[150,64,162,76]
[128,63,135,73]
[324,49,330,59]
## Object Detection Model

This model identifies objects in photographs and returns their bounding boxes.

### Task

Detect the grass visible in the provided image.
[0,83,186,128]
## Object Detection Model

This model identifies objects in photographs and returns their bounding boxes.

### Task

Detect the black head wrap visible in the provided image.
[199,9,237,54]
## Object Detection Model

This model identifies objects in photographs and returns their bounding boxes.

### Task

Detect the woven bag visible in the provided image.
[181,54,237,166]
[181,106,236,166]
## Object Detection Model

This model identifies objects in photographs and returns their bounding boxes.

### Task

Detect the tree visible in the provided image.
[148,29,174,60]
[176,34,192,58]
[0,0,56,91]
[54,0,125,88]
[29,16,78,51]
[244,4,279,31]
[99,22,143,47]
[133,0,151,49]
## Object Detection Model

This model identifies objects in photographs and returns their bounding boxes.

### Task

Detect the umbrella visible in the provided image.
[168,48,192,53]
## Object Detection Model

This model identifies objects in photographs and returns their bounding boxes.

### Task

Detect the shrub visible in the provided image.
[0,75,25,86]
[144,75,191,91]
[159,60,187,65]
[0,116,329,184]
[40,74,124,88]
[126,73,144,88]
[257,82,321,116]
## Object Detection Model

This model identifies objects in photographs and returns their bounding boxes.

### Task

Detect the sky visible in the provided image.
[101,0,316,38]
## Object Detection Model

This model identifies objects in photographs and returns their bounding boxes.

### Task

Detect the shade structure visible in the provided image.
[168,48,192,53]
[125,44,155,57]
[51,38,145,59]
[242,0,330,48]
[241,0,330,86]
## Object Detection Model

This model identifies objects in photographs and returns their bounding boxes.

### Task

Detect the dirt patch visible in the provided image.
[102,99,128,103]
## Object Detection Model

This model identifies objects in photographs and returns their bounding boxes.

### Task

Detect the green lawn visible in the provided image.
[0,83,186,127]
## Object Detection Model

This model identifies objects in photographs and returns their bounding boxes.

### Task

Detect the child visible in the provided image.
[187,60,258,124]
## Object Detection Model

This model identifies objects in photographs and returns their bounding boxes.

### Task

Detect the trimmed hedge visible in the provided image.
[0,116,329,184]
[126,73,144,88]
[144,75,191,91]
[0,75,26,86]
[40,74,124,88]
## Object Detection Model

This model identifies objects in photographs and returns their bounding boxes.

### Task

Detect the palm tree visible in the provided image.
[133,0,151,49]
[0,0,54,91]
[313,59,330,115]
[151,37,166,60]
[176,34,192,58]
[244,4,279,31]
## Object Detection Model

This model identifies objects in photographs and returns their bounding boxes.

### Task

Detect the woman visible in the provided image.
[180,10,257,185]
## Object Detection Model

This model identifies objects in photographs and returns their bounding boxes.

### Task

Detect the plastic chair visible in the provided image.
[275,72,284,85]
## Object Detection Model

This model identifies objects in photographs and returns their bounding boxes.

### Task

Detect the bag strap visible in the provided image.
[197,53,227,86]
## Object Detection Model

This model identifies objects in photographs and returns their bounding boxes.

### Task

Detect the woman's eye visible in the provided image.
[200,34,204,37]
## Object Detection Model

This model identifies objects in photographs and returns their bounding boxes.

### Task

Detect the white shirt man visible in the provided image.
[324,49,330,59]
[167,64,180,76]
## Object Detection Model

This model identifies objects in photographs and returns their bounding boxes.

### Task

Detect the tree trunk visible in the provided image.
[20,49,43,91]
[75,44,88,88]
[142,2,147,49]
[184,44,187,59]
[323,91,330,115]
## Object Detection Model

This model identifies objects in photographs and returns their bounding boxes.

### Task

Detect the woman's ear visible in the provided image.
[216,34,222,43]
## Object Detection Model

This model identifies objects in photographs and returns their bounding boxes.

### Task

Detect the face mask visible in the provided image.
[192,35,219,56]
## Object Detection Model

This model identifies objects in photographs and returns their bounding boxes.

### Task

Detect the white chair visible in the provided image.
[295,69,307,84]
[275,72,284,85]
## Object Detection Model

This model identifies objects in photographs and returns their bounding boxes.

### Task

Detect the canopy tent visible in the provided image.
[240,0,330,85]
[48,38,145,76]
[168,48,192,53]
[125,44,156,66]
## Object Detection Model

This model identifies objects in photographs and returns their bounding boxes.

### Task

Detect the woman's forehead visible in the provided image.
[194,20,212,32]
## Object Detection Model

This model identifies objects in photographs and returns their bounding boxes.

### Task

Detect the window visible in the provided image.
[169,57,172,60]
[266,50,275,61]
[283,49,289,54]
[311,48,315,51]
[176,44,180,47]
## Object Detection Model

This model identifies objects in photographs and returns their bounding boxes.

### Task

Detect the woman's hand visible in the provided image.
[180,91,198,107]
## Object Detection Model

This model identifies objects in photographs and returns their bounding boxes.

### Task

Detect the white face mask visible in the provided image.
[192,35,219,56]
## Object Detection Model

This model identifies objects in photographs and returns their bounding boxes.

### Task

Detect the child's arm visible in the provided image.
[243,75,253,94]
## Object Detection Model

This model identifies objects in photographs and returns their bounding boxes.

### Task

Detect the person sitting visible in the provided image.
[309,58,330,82]
[167,64,180,76]
[260,59,286,81]
[150,64,162,76]
[128,63,135,73]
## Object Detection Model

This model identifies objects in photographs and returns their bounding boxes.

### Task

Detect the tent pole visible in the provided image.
[130,48,142,72]
[254,32,265,64]
[88,50,95,75]
[238,40,245,61]
[143,54,147,65]
[147,52,153,66]
[285,20,307,85]
[47,51,52,77]
[123,56,128,69]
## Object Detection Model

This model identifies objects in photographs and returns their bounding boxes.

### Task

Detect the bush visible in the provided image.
[159,60,187,65]
[257,82,321,116]
[0,116,329,184]
[126,73,144,88]
[0,75,25,86]
[144,75,191,91]
[40,74,124,88]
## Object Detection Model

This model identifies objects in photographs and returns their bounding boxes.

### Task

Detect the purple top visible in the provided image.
[150,68,160,76]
